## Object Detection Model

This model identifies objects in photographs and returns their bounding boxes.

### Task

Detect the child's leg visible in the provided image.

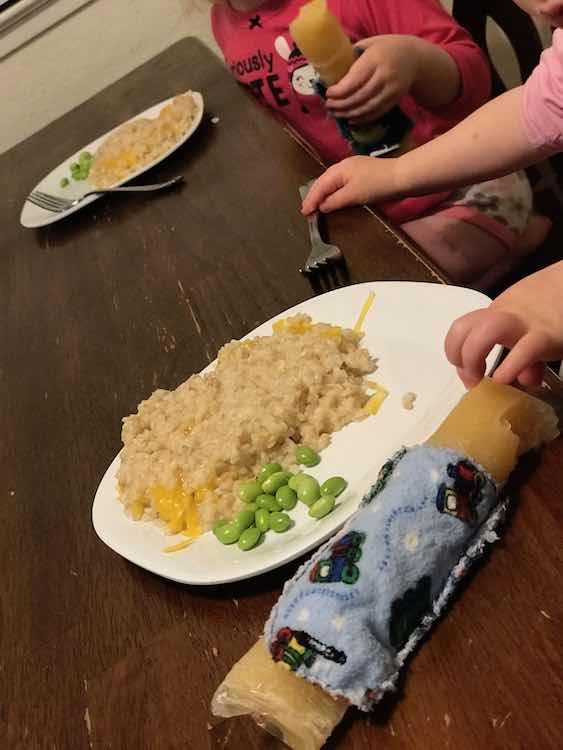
[401,172,551,290]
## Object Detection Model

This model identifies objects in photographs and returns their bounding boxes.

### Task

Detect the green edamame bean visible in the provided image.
[257,494,282,512]
[214,523,240,545]
[309,494,336,519]
[233,509,255,533]
[212,518,229,535]
[262,471,292,495]
[297,475,320,507]
[295,445,321,467]
[244,502,258,513]
[320,477,348,498]
[288,473,306,492]
[238,526,261,551]
[257,493,275,508]
[276,485,297,510]
[257,462,283,484]
[239,481,262,504]
[269,511,291,533]
[255,508,270,532]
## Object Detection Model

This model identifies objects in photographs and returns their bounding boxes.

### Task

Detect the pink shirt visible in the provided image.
[522,28,563,155]
[212,0,491,224]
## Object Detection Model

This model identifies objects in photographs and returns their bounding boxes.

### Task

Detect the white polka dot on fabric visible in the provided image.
[332,615,346,632]
[405,533,419,552]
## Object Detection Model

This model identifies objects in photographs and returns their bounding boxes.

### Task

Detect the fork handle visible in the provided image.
[299,182,323,245]
[84,175,184,198]
[305,211,323,245]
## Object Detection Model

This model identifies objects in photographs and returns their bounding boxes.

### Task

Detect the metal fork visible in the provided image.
[299,181,343,273]
[27,175,184,212]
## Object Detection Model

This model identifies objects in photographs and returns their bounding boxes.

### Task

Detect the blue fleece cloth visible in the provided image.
[264,445,506,711]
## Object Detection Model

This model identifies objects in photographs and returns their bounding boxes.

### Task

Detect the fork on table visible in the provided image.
[27,175,184,213]
[299,181,343,273]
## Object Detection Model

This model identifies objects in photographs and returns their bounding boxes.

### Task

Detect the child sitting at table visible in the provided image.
[303,0,563,388]
[210,0,549,289]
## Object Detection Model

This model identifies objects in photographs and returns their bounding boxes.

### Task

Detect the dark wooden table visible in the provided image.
[1,38,561,750]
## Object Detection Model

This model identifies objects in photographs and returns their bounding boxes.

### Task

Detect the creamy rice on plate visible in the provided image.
[89,93,199,188]
[118,315,379,538]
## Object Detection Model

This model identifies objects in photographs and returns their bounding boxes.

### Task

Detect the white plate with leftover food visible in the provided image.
[92,282,501,586]
[20,91,204,229]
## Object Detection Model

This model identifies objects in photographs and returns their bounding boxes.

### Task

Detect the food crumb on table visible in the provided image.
[211,116,220,124]
[402,391,417,410]
[212,646,219,657]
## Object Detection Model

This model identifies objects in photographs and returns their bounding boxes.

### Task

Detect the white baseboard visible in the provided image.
[0,0,94,59]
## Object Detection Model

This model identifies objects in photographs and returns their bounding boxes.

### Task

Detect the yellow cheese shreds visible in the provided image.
[131,500,146,521]
[365,380,382,390]
[364,383,389,415]
[354,292,375,333]
[163,539,194,554]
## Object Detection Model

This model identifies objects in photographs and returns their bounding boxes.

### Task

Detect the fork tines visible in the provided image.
[301,245,343,274]
[28,190,72,212]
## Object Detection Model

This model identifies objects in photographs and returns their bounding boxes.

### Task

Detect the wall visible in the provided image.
[441,0,552,89]
[0,0,553,155]
[0,0,216,154]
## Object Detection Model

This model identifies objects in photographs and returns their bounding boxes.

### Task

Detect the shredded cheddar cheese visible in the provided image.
[365,380,382,390]
[163,539,194,554]
[354,292,375,333]
[364,382,388,415]
[273,317,342,340]
[142,483,212,537]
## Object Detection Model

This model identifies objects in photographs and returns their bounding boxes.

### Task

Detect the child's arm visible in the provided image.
[326,35,461,124]
[304,31,563,214]
[328,0,490,124]
[328,0,490,125]
[446,261,563,388]
[303,87,535,213]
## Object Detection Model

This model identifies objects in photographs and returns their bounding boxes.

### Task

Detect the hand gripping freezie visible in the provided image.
[289,0,412,157]
[212,379,558,750]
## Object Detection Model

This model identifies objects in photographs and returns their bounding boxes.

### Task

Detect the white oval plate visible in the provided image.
[20,91,204,229]
[92,282,500,585]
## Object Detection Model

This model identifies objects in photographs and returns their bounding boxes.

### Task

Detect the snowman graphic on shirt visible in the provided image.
[274,36,317,113]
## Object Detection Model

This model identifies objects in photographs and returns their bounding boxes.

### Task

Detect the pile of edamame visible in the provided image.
[213,446,348,552]
[60,151,95,188]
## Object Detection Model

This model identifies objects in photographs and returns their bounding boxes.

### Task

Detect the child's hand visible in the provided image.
[302,156,395,214]
[445,262,563,388]
[325,36,421,124]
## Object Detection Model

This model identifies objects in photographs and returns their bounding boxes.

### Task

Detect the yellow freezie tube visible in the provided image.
[212,379,558,749]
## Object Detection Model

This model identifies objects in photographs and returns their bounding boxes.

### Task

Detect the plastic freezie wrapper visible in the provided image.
[211,640,347,750]
[212,379,558,749]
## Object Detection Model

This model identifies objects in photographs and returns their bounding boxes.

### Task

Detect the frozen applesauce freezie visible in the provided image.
[211,379,559,750]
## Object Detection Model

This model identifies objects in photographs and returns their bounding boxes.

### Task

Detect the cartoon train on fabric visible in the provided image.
[308,531,366,585]
[436,459,486,524]
[270,627,347,671]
